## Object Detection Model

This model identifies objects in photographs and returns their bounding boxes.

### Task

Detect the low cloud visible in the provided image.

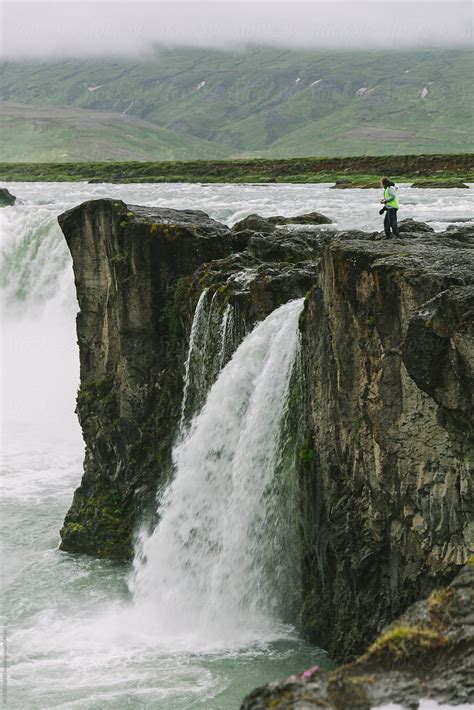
[1,0,472,60]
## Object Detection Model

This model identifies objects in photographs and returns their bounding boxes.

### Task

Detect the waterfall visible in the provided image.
[131,298,304,644]
[0,199,73,314]
[218,302,235,370]
[179,288,210,432]
[179,289,238,433]
[0,196,80,445]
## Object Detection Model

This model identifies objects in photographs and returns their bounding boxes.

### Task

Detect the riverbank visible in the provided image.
[1,154,473,184]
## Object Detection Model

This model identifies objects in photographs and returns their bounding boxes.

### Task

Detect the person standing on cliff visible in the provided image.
[380,177,400,238]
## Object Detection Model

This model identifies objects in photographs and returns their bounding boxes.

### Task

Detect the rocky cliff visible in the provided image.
[242,561,474,708]
[58,200,473,670]
[298,230,473,660]
[58,199,231,558]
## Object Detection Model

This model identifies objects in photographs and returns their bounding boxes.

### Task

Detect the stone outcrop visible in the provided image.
[0,187,16,206]
[266,212,333,226]
[241,562,474,709]
[299,231,473,661]
[232,211,332,234]
[57,201,320,558]
[57,199,231,558]
[58,201,473,681]
[397,217,435,233]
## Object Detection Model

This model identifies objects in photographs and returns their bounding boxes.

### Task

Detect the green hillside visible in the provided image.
[0,47,472,161]
[0,102,230,162]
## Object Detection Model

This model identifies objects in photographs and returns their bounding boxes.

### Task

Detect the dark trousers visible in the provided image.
[384,208,399,237]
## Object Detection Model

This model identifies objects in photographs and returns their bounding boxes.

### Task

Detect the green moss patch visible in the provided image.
[60,486,132,560]
[427,587,455,629]
[77,376,118,413]
[361,626,447,669]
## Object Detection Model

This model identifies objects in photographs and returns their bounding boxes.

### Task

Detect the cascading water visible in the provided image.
[0,191,80,446]
[179,288,238,433]
[179,288,212,433]
[131,299,304,644]
[218,302,235,370]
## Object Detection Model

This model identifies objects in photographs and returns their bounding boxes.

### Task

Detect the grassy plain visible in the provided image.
[1,155,472,184]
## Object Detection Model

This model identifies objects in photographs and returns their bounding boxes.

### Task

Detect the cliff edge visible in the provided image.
[58,199,231,558]
[58,200,473,670]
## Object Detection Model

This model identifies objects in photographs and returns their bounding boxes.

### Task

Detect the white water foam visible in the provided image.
[131,299,304,646]
[179,288,209,433]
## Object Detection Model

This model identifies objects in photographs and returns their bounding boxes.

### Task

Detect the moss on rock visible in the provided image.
[361,626,447,669]
[60,485,133,560]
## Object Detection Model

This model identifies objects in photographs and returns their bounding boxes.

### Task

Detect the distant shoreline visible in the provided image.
[1,154,473,184]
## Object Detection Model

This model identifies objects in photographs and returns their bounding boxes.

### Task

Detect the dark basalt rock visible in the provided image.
[232,212,333,234]
[397,217,435,233]
[267,212,332,226]
[232,214,276,234]
[402,285,474,434]
[444,223,474,241]
[241,563,474,709]
[0,187,16,207]
[299,232,473,661]
[57,199,231,559]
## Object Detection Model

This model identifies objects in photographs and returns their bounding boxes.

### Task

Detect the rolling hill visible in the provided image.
[0,47,472,161]
[0,102,230,161]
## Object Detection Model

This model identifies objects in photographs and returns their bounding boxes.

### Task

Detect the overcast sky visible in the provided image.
[1,0,472,60]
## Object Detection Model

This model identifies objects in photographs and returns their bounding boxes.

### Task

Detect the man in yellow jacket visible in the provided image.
[380,177,400,238]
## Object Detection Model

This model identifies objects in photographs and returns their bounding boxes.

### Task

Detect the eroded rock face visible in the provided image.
[57,200,321,558]
[299,233,474,660]
[59,202,473,673]
[241,563,474,709]
[58,199,231,558]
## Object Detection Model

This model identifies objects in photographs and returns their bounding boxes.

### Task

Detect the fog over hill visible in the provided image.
[1,1,472,161]
[2,1,472,59]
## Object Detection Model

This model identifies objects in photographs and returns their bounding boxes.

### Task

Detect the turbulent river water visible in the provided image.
[1,182,472,709]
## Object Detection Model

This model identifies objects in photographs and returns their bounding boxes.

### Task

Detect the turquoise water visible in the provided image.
[1,430,331,709]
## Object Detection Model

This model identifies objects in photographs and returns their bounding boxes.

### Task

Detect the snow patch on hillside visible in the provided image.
[420,81,433,98]
[356,85,380,96]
